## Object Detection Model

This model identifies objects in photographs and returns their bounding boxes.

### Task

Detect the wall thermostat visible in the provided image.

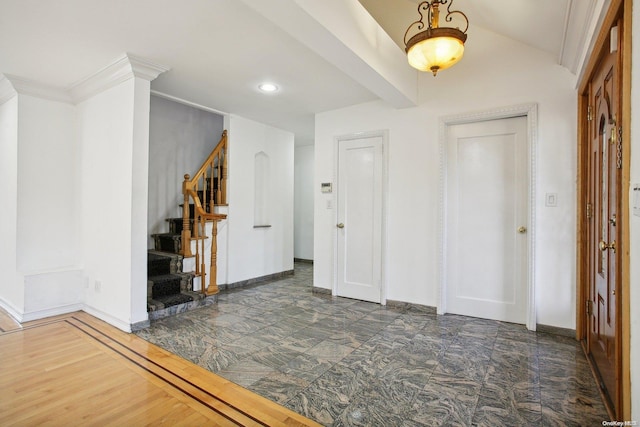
[321,183,332,193]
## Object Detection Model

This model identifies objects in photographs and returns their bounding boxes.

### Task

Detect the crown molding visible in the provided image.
[1,54,169,106]
[69,53,169,103]
[0,74,17,105]
[126,54,171,81]
[151,90,228,116]
[0,73,72,104]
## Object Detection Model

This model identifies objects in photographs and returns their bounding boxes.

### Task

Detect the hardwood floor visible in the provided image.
[0,310,321,426]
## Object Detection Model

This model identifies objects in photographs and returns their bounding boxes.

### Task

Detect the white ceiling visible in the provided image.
[359,0,603,74]
[0,0,603,145]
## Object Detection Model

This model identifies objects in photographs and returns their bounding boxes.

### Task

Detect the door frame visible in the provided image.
[332,130,388,304]
[576,0,631,419]
[438,103,538,330]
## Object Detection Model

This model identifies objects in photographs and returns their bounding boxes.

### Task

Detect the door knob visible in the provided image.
[599,240,616,253]
[518,226,527,234]
[337,223,345,229]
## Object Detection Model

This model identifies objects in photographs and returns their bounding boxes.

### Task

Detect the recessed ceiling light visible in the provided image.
[258,83,279,93]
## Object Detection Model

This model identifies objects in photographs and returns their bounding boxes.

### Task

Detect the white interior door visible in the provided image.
[446,116,528,323]
[336,135,383,303]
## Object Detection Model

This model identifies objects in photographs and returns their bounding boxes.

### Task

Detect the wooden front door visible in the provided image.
[586,23,621,415]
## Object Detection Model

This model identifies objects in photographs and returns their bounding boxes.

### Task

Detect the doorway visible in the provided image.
[445,116,528,324]
[439,104,537,330]
[335,133,386,303]
[578,11,625,418]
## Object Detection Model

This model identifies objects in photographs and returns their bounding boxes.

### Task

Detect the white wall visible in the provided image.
[227,115,294,282]
[148,96,224,248]
[0,96,22,315]
[16,95,83,320]
[629,3,640,419]
[0,92,83,321]
[294,144,314,260]
[79,77,151,330]
[16,95,79,273]
[315,26,578,329]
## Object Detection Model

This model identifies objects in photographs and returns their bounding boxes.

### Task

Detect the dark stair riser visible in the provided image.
[148,253,172,276]
[166,218,193,235]
[154,293,195,307]
[150,274,183,299]
[152,234,181,254]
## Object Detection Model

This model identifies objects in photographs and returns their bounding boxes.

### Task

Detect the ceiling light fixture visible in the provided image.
[404,0,469,76]
[258,82,279,93]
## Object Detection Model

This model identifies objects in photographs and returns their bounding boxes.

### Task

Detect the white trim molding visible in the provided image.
[151,90,229,117]
[1,54,170,105]
[1,74,72,104]
[438,103,538,331]
[82,305,134,333]
[0,296,23,324]
[0,74,18,105]
[70,53,170,103]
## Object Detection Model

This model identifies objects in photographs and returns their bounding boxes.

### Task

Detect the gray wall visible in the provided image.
[294,144,314,260]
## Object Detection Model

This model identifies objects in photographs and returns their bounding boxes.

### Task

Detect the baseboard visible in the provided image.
[536,323,576,338]
[0,297,23,324]
[21,303,85,323]
[82,305,133,333]
[293,258,313,264]
[220,269,294,291]
[0,297,87,324]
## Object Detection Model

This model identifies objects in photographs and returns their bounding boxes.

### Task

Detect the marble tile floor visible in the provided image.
[135,263,609,426]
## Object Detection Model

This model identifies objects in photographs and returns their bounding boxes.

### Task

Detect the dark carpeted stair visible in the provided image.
[151,218,192,254]
[147,251,203,313]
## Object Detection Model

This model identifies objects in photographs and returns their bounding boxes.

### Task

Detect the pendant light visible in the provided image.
[404,0,469,76]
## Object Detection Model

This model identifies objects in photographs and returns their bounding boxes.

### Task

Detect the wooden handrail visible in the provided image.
[180,130,228,295]
[190,130,227,195]
[185,189,227,221]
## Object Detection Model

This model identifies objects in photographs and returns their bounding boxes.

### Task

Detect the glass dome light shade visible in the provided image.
[405,28,466,75]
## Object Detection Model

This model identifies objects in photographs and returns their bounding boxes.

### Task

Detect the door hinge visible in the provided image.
[586,299,593,316]
[586,203,592,219]
[587,105,593,122]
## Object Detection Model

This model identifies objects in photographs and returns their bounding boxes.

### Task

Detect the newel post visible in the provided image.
[181,174,193,257]
[206,220,219,295]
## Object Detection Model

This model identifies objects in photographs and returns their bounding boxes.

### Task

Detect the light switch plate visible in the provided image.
[633,185,640,217]
[545,193,557,207]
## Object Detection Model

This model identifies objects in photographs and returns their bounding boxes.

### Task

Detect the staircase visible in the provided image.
[146,251,210,320]
[146,130,228,319]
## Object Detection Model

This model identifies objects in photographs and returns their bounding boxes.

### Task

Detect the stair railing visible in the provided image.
[181,130,228,295]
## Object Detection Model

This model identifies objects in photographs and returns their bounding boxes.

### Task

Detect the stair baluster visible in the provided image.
[221,151,227,205]
[208,220,219,295]
[180,130,228,295]
[181,174,193,257]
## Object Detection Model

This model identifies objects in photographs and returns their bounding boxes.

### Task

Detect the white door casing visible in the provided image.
[334,132,386,303]
[439,104,537,330]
